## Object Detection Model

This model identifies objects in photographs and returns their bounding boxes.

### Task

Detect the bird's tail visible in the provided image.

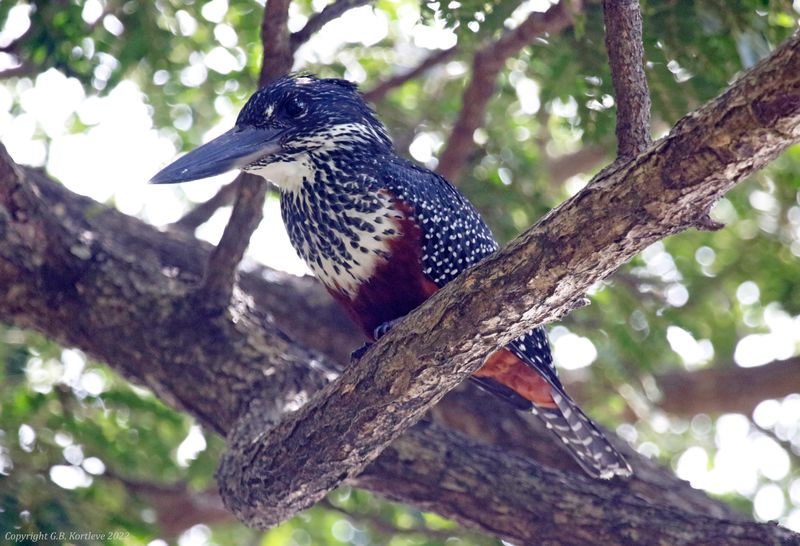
[473,347,632,479]
[533,386,632,479]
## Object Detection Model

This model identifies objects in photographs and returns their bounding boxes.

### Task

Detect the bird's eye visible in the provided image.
[284,98,307,118]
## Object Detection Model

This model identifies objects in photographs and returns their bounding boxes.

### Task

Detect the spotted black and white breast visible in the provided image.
[279,166,405,297]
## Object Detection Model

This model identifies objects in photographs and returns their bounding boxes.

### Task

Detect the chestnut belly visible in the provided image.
[328,246,438,338]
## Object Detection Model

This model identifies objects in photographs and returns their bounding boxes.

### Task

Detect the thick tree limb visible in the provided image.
[0,163,334,436]
[357,422,799,546]
[363,48,457,103]
[437,1,579,182]
[0,139,787,543]
[290,0,371,52]
[603,0,652,158]
[215,31,800,526]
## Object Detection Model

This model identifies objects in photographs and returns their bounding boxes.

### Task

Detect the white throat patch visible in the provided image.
[244,123,388,193]
[246,157,313,193]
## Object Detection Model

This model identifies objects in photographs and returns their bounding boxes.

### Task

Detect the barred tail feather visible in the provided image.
[533,388,633,479]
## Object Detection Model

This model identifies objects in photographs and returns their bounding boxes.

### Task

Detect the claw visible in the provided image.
[373,318,400,340]
[351,342,373,361]
[352,319,401,362]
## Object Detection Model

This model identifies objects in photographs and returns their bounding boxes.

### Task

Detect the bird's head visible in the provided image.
[151,74,392,186]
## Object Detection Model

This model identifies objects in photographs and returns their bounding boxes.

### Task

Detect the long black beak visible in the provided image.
[150,125,283,184]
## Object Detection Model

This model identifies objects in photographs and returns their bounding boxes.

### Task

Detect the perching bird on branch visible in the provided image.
[152,74,632,479]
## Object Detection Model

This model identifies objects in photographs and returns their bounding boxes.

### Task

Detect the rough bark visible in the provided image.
[215,29,800,527]
[357,422,799,546]
[602,0,652,158]
[259,0,293,86]
[0,28,797,546]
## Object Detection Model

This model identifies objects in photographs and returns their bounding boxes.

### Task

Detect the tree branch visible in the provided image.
[356,422,798,546]
[290,0,371,52]
[437,1,579,182]
[170,179,240,233]
[260,0,293,86]
[655,357,800,417]
[564,356,800,421]
[1,163,335,437]
[602,0,652,158]
[200,173,266,308]
[199,0,292,308]
[216,31,800,526]
[363,48,457,103]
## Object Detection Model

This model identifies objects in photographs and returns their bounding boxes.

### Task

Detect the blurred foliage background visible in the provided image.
[1,0,799,544]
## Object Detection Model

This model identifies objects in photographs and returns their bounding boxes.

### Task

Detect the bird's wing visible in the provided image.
[379,158,499,286]
[381,159,632,478]
[381,158,562,382]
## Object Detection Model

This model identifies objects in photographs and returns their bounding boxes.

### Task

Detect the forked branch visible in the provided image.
[200,0,291,307]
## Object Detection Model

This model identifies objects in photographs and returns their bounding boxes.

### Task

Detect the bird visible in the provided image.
[151,74,632,479]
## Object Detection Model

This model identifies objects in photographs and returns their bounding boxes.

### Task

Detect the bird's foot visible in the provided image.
[373,318,400,340]
[350,319,401,362]
[350,342,373,362]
